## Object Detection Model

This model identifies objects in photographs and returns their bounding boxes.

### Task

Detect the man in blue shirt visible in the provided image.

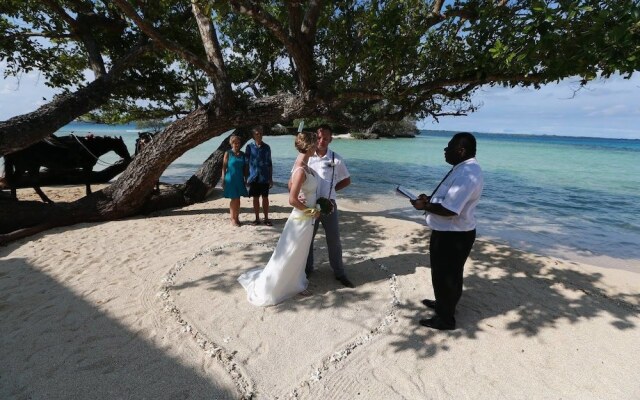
[245,126,274,225]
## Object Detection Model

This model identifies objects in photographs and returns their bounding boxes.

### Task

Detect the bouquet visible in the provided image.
[315,197,334,215]
[298,197,334,220]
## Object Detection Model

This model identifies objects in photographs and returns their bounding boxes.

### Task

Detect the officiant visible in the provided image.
[411,132,484,330]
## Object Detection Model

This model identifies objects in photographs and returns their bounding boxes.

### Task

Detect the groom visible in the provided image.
[306,124,354,288]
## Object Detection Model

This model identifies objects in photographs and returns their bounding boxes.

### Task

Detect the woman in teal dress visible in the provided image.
[222,135,249,226]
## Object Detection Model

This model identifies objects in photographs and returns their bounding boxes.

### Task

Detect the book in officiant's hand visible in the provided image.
[396,185,418,201]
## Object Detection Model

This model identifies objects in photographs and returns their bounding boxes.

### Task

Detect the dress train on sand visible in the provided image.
[238,167,317,306]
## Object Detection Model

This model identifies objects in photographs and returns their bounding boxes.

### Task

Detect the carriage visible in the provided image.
[3,134,131,203]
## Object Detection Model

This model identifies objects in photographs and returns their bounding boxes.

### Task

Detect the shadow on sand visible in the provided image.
[0,259,236,399]
[170,206,640,363]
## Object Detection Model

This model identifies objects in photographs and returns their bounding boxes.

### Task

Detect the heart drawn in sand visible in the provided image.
[160,242,398,398]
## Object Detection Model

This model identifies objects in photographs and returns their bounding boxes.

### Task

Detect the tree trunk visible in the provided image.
[139,127,253,213]
[1,93,317,243]
[0,45,148,155]
[0,77,115,155]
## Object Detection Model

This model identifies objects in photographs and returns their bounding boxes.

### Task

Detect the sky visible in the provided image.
[420,74,640,139]
[1,63,639,140]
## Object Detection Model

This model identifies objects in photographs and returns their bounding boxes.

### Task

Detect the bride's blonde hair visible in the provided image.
[294,131,316,153]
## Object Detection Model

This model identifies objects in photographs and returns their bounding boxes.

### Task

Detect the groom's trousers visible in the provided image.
[305,200,346,278]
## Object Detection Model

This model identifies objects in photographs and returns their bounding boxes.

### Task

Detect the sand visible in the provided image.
[1,186,639,399]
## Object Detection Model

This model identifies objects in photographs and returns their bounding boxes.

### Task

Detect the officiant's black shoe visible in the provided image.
[421,299,436,309]
[419,316,455,331]
[336,275,355,288]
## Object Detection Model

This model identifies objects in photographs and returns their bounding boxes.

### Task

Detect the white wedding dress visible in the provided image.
[238,167,317,306]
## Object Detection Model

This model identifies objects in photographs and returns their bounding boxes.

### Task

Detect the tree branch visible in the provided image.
[7,32,75,39]
[408,72,547,95]
[328,71,546,124]
[423,1,492,29]
[67,0,93,14]
[41,0,106,78]
[332,90,385,103]
[191,1,234,106]
[110,0,222,85]
[287,1,303,36]
[444,8,479,22]
[429,109,473,122]
[0,43,151,155]
[421,0,446,28]
[228,0,293,48]
[229,0,316,92]
[301,0,324,40]
[40,0,78,31]
[238,71,265,96]
[432,0,445,15]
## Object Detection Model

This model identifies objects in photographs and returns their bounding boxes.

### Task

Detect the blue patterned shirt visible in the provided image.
[245,141,273,184]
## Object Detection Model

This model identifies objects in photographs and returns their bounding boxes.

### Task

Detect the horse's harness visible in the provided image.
[70,134,120,167]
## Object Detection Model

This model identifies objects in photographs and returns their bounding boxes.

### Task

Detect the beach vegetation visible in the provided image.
[1,1,639,241]
[350,132,380,140]
[136,119,170,132]
[365,118,419,138]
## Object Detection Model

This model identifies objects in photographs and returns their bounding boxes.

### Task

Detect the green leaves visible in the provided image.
[1,0,638,124]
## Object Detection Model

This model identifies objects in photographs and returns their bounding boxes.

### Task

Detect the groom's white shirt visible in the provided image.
[308,149,350,200]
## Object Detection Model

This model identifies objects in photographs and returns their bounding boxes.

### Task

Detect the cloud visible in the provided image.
[422,74,640,139]
[585,104,630,117]
[0,64,60,120]
[0,85,18,94]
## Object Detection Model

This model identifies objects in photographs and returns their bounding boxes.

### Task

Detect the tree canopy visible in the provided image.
[3,1,638,135]
[1,0,639,241]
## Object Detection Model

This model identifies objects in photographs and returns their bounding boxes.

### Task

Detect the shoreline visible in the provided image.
[2,188,639,398]
[340,198,640,275]
[5,130,635,272]
[8,184,639,274]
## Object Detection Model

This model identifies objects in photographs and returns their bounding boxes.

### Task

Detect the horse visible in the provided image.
[3,134,131,203]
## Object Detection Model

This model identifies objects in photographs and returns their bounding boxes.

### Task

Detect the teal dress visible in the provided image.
[223,150,249,198]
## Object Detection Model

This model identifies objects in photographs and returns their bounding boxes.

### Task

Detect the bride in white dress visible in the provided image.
[238,131,320,306]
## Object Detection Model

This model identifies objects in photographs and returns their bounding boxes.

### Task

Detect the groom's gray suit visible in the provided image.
[305,145,350,281]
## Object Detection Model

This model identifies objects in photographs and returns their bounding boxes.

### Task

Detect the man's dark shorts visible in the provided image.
[248,182,270,197]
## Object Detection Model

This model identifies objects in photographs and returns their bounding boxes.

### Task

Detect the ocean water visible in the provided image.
[5,122,640,270]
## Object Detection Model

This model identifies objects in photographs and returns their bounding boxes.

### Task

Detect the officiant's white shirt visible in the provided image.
[426,157,483,232]
[308,149,350,200]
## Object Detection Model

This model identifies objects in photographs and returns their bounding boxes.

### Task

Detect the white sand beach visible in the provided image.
[1,188,639,399]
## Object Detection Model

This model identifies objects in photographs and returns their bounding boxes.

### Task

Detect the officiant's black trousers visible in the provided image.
[429,229,476,326]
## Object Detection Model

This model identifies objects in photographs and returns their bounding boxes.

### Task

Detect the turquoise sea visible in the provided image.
[5,121,640,270]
